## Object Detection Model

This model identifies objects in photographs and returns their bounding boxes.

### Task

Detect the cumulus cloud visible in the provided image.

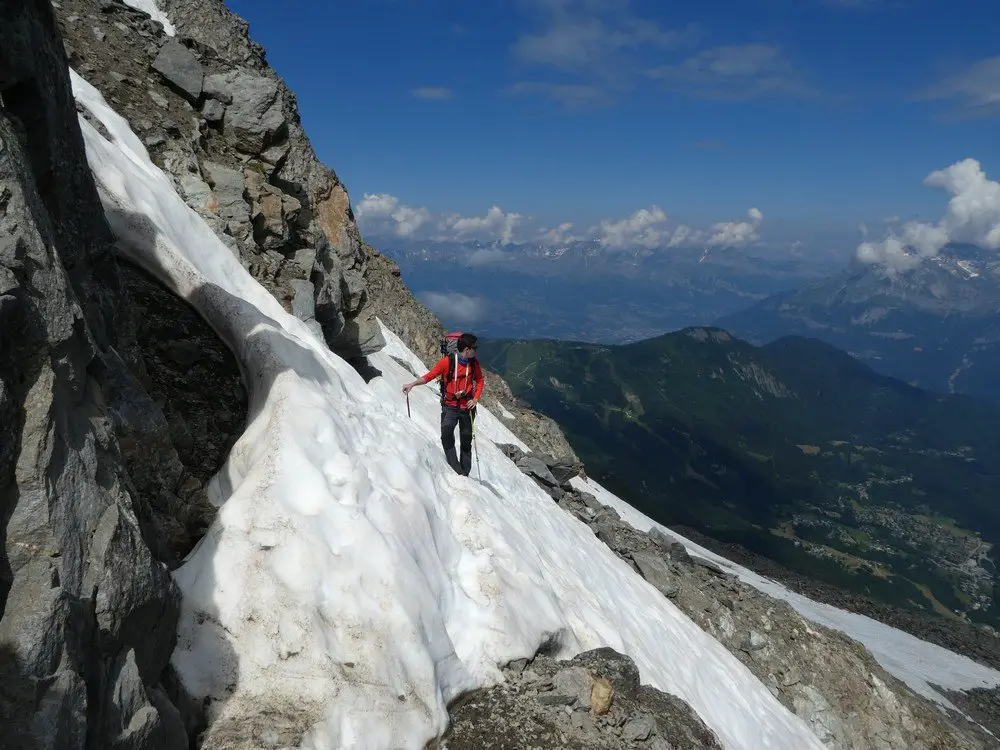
[411,86,454,100]
[706,207,764,247]
[356,191,767,252]
[354,193,431,237]
[596,206,669,249]
[439,206,523,245]
[356,194,523,244]
[856,158,1000,273]
[419,292,487,324]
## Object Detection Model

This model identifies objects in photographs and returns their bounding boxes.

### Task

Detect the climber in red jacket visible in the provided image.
[402,333,484,476]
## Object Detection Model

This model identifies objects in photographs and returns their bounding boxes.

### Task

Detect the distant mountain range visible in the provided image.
[717,244,1000,405]
[479,327,1000,628]
[379,238,838,342]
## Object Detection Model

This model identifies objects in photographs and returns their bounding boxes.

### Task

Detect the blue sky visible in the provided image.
[227,0,1000,256]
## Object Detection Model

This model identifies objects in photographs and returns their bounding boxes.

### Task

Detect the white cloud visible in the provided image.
[856,158,1000,273]
[540,221,579,244]
[510,0,698,106]
[440,206,523,245]
[418,292,487,324]
[411,87,454,100]
[920,56,1000,117]
[355,193,431,238]
[357,192,767,252]
[667,224,704,247]
[596,205,668,249]
[706,207,764,247]
[646,44,812,101]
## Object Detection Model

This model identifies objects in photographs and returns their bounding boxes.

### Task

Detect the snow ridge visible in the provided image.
[70,69,826,750]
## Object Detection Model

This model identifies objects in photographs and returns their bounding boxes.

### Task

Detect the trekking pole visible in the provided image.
[406,390,411,418]
[472,408,482,480]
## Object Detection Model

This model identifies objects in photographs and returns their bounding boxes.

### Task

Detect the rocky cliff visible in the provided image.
[1,2,185,747]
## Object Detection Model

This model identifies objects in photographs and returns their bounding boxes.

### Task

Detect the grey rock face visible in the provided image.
[151,39,203,102]
[0,3,186,747]
[59,0,388,362]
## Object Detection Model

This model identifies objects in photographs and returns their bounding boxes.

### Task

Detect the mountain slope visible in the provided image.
[73,67,831,750]
[479,328,1000,628]
[716,246,1000,405]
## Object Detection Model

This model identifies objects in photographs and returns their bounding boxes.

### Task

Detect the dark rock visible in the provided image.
[151,39,204,103]
[649,527,693,565]
[0,3,185,745]
[162,339,202,367]
[547,454,584,484]
[516,455,559,487]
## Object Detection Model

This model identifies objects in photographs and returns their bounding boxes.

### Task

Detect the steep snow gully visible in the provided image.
[69,30,1000,750]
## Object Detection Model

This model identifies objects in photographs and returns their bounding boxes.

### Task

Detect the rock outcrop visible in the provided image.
[0,1,186,746]
[56,0,383,360]
[435,648,723,750]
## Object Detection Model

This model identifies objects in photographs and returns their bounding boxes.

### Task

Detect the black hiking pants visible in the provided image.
[441,404,474,476]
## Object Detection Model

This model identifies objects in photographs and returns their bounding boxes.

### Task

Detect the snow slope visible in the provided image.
[69,70,827,749]
[574,478,1000,710]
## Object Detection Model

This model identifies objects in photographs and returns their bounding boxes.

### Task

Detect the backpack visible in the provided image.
[439,331,476,403]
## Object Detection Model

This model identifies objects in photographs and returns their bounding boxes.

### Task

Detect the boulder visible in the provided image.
[151,39,203,102]
[223,71,286,154]
[547,454,584,484]
[516,455,559,487]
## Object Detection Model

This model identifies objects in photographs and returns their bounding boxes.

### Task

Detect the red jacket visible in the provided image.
[422,355,484,409]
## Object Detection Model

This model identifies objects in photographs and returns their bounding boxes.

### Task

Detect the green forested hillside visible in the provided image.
[480,327,1000,627]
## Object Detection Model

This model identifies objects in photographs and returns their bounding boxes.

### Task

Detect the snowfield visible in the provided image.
[70,70,828,749]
